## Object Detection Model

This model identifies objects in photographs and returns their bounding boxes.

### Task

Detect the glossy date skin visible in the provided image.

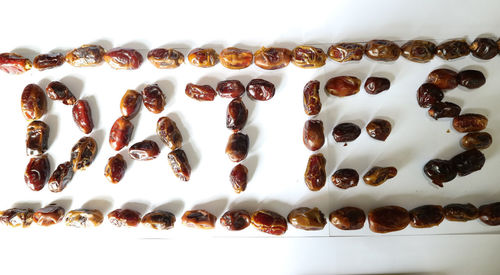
[450,149,485,176]
[220,47,253,69]
[329,207,366,230]
[25,155,50,191]
[428,102,461,120]
[364,77,390,94]
[327,43,364,62]
[72,100,94,134]
[188,48,219,68]
[453,114,488,133]
[168,149,191,181]
[0,208,34,228]
[436,40,470,60]
[478,202,500,226]
[157,116,183,150]
[230,164,248,193]
[303,120,324,151]
[401,40,436,63]
[368,206,410,233]
[363,166,397,186]
[225,132,249,162]
[444,203,479,222]
[423,159,457,187]
[417,83,444,108]
[325,76,361,97]
[254,47,291,70]
[26,121,49,156]
[108,209,141,227]
[220,210,251,231]
[104,154,127,184]
[0,53,32,74]
[109,116,134,151]
[65,209,103,228]
[46,81,77,105]
[331,168,359,189]
[129,140,160,161]
[147,48,184,69]
[120,90,142,118]
[409,205,444,228]
[182,210,216,229]
[291,46,327,68]
[65,44,105,67]
[287,207,327,231]
[461,132,492,150]
[457,70,486,89]
[246,79,275,101]
[48,161,74,192]
[33,204,65,226]
[428,69,458,90]
[185,83,217,101]
[303,80,321,116]
[366,119,392,141]
[226,98,248,132]
[216,80,245,98]
[304,153,326,191]
[142,84,166,113]
[104,48,143,70]
[71,136,97,171]
[365,40,401,61]
[470,38,498,60]
[333,123,361,142]
[33,53,64,70]
[251,210,287,235]
[141,210,176,230]
[21,84,47,121]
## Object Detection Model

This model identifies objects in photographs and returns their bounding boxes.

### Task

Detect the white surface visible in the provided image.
[1,0,500,274]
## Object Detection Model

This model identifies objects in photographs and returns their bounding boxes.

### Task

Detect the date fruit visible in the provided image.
[303,120,324,151]
[70,136,97,171]
[109,116,134,151]
[120,89,142,118]
[188,48,218,68]
[423,159,457,187]
[327,43,364,62]
[185,83,217,101]
[450,149,485,176]
[220,210,251,231]
[104,154,127,184]
[225,132,249,162]
[33,204,65,226]
[46,81,77,105]
[103,48,143,70]
[21,84,46,121]
[48,161,74,192]
[365,40,401,61]
[428,102,461,120]
[157,116,183,150]
[409,205,444,228]
[65,44,105,67]
[65,209,103,228]
[444,203,479,222]
[141,210,176,230]
[254,47,291,70]
[304,153,326,191]
[142,84,166,113]
[400,40,436,63]
[147,48,184,69]
[417,83,444,108]
[332,122,361,142]
[216,80,245,98]
[331,168,359,189]
[478,202,500,226]
[25,155,50,191]
[364,77,390,94]
[368,206,410,233]
[182,210,216,229]
[108,209,141,227]
[329,207,366,230]
[287,207,327,231]
[427,69,458,90]
[461,132,492,150]
[303,80,321,116]
[226,98,248,132]
[129,140,160,161]
[363,166,397,186]
[366,119,392,141]
[291,46,327,68]
[470,38,498,60]
[26,121,49,156]
[230,164,248,193]
[0,208,34,228]
[246,79,275,101]
[457,70,486,89]
[251,210,287,235]
[436,40,470,60]
[453,114,488,133]
[33,53,64,70]
[220,47,253,69]
[168,149,191,181]
[0,53,32,74]
[325,76,361,97]
[72,100,94,134]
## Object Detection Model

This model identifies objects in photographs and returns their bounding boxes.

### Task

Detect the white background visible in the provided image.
[1,0,500,274]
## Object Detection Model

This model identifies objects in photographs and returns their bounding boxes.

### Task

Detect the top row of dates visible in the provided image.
[1,37,499,74]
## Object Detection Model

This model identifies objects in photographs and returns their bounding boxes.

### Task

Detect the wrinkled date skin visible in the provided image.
[254,47,292,70]
[226,98,248,132]
[182,210,216,229]
[457,70,486,89]
[141,210,176,230]
[129,140,160,161]
[188,48,219,68]
[225,132,249,162]
[461,132,492,150]
[364,77,390,94]
[453,113,488,133]
[72,100,94,134]
[470,38,498,60]
[246,79,276,101]
[331,168,359,189]
[401,40,436,63]
[251,210,288,235]
[230,164,248,193]
[444,203,479,222]
[157,116,183,150]
[220,47,253,69]
[365,40,401,61]
[168,149,191,181]
[21,84,47,121]
[325,76,361,97]
[185,83,217,101]
[409,205,444,228]
[436,40,470,60]
[33,53,64,70]
[46,81,77,105]
[417,83,444,108]
[142,84,166,113]
[147,48,184,69]
[423,159,457,187]
[104,48,143,70]
[428,69,458,90]
[366,119,392,141]
[329,207,366,230]
[108,209,141,227]
[0,53,32,74]
[303,80,321,116]
[478,202,500,226]
[71,136,97,171]
[327,43,364,62]
[48,161,74,192]
[109,116,134,151]
[287,207,327,231]
[428,102,461,120]
[220,210,251,231]
[304,153,326,191]
[368,206,410,233]
[216,80,245,98]
[333,123,361,142]
[0,208,34,228]
[104,154,127,184]
[120,89,142,118]
[303,120,325,151]
[33,204,65,226]
[24,155,50,191]
[291,46,327,68]
[65,44,105,67]
[26,121,49,156]
[65,209,103,228]
[363,166,397,186]
[450,149,485,176]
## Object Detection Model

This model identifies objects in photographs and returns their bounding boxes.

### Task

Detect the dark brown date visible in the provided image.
[46,81,77,105]
[417,83,444,108]
[157,116,183,150]
[324,76,361,97]
[65,209,103,228]
[444,203,479,222]
[457,70,486,89]
[109,116,134,151]
[363,166,397,186]
[329,207,366,230]
[428,102,461,120]
[72,100,94,134]
[142,84,166,113]
[327,43,364,62]
[333,122,361,142]
[108,209,141,227]
[331,168,359,189]
[470,38,498,60]
[450,149,485,176]
[104,154,127,184]
[33,53,64,70]
[291,46,327,68]
[182,210,216,229]
[168,149,191,181]
[461,132,492,150]
[70,136,97,171]
[427,69,458,90]
[185,83,217,101]
[303,80,321,116]
[104,48,143,70]
[220,210,251,231]
[364,77,390,94]
[48,161,74,192]
[400,40,436,63]
[409,205,444,228]
[141,210,176,230]
[0,52,32,74]
[65,44,105,67]
[120,89,142,118]
[251,210,287,235]
[216,80,245,98]
[246,79,275,101]
[226,98,248,132]
[147,48,184,69]
[478,202,500,226]
[453,113,488,133]
[287,207,327,231]
[24,155,50,191]
[225,132,249,162]
[254,47,291,70]
[303,119,324,151]
[365,40,401,61]
[129,140,160,161]
[220,47,253,69]
[366,119,392,141]
[188,48,218,68]
[33,204,65,226]
[21,84,46,121]
[436,40,470,60]
[0,208,34,228]
[423,159,457,187]
[230,164,248,193]
[26,121,49,156]
[368,206,410,233]
[304,153,326,191]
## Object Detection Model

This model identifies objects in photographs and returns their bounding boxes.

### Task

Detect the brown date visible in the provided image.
[142,84,166,113]
[332,122,361,142]
[108,209,141,227]
[303,80,321,116]
[120,89,142,118]
[141,210,176,230]
[24,155,50,191]
[287,207,327,231]
[304,153,326,191]
[104,154,127,184]
[364,77,390,94]
[147,48,184,69]
[21,84,46,121]
[26,121,49,156]
[216,80,245,98]
[109,116,134,151]
[444,203,479,222]
[366,119,392,141]
[226,98,248,132]
[423,159,457,187]
[46,81,77,105]
[188,48,218,68]
[457,70,486,89]
[129,140,160,161]
[104,48,143,70]
[48,161,74,192]
[251,209,287,235]
[368,206,410,233]
[246,79,275,101]
[409,205,444,228]
[291,46,327,68]
[230,164,248,193]
[325,76,361,97]
[427,69,458,90]
[436,40,470,60]
[65,44,105,67]
[72,100,94,134]
[33,204,65,226]
[157,116,183,150]
[254,47,291,70]
[168,149,191,181]
[70,136,97,171]
[417,83,444,108]
[428,102,461,120]
[365,40,401,61]
[65,209,103,228]
[220,47,253,69]
[453,113,488,133]
[303,119,324,151]
[331,168,359,189]
[182,209,216,229]
[461,132,492,150]
[33,53,64,70]
[0,208,34,228]
[478,202,500,226]
[329,207,366,230]
[225,132,249,162]
[400,40,436,63]
[327,43,364,62]
[0,52,32,74]
[450,149,485,176]
[470,38,498,60]
[185,83,217,101]
[220,210,251,231]
[363,166,397,186]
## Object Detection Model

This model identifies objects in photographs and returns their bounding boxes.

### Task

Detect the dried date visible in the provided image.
[365,40,401,61]
[478,202,500,226]
[65,209,103,228]
[0,52,32,74]
[182,209,216,229]
[368,206,410,233]
[226,98,248,132]
[366,119,392,141]
[70,136,97,171]
[72,100,94,134]
[104,48,143,70]
[33,204,65,226]
[246,79,275,101]
[427,69,458,90]
[303,80,321,116]
[0,208,34,228]
[21,84,46,121]
[331,168,359,189]
[364,77,390,94]
[142,84,166,113]
[453,114,488,133]
[108,209,141,227]
[120,89,142,118]
[401,40,436,63]
[436,40,470,60]
[104,154,127,184]
[287,207,326,231]
[325,76,361,97]
[303,119,324,151]
[141,210,176,230]
[332,122,361,142]
[216,80,245,98]
[327,43,364,62]
[109,116,134,151]
[457,70,486,89]
[428,102,461,120]
[444,203,479,222]
[470,38,498,60]
[251,209,287,235]
[450,149,485,176]
[157,116,183,150]
[24,155,50,191]
[48,161,74,192]
[65,44,105,67]
[363,166,397,186]
[168,149,191,181]
[147,48,184,69]
[329,207,366,230]
[46,81,77,105]
[129,140,160,161]
[417,83,444,108]
[225,132,249,162]
[461,132,492,150]
[220,210,251,231]
[409,205,444,228]
[188,48,218,68]
[254,47,291,70]
[185,83,217,101]
[304,153,326,191]
[423,159,457,187]
[33,53,64,70]
[26,121,49,156]
[230,164,248,193]
[220,47,253,69]
[291,46,327,68]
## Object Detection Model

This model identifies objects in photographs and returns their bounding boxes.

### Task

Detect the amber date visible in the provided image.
[108,209,141,227]
[220,47,253,69]
[457,70,486,89]
[185,83,217,101]
[120,89,142,118]
[0,53,32,74]
[48,161,74,192]
[368,206,410,233]
[182,210,216,229]
[168,149,191,181]
[304,153,326,191]
[366,119,392,141]
[26,121,49,156]
[141,210,176,230]
[188,48,218,68]
[109,116,134,151]
[0,208,34,228]
[436,40,470,60]
[327,43,364,62]
[423,159,457,187]
[70,136,97,171]
[46,81,77,105]
[246,79,275,101]
[21,84,46,121]
[220,210,251,231]
[303,80,321,116]
[230,164,248,193]
[365,40,401,61]
[364,77,390,94]
[461,132,492,150]
[65,44,105,67]
[226,98,248,132]
[33,53,64,70]
[291,46,327,68]
[325,76,361,97]
[428,69,458,90]
[254,47,292,70]
[287,207,326,231]
[142,84,166,113]
[65,209,103,228]
[33,204,65,226]
[401,40,436,63]
[453,114,488,133]
[157,116,183,150]
[450,149,485,176]
[251,210,287,235]
[333,122,361,142]
[103,48,143,70]
[331,168,359,189]
[363,166,397,186]
[24,155,50,191]
[216,80,245,98]
[409,205,444,228]
[329,207,366,230]
[147,48,184,69]
[478,202,500,226]
[428,102,461,120]
[444,203,479,222]
[470,38,498,60]
[129,140,160,161]
[72,100,94,134]
[417,83,444,108]
[225,132,249,162]
[303,120,324,151]
[104,154,127,184]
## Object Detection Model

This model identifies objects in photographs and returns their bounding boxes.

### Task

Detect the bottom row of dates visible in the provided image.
[1,202,499,235]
